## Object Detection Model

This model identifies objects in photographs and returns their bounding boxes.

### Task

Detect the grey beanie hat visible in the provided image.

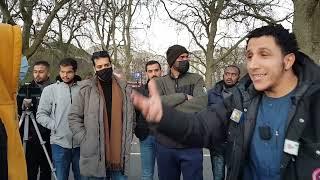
[166,45,189,67]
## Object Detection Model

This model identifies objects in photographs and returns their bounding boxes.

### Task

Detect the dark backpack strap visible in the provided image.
[0,118,8,180]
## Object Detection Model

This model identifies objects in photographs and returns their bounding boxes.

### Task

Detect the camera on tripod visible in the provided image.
[18,83,57,179]
[18,83,42,110]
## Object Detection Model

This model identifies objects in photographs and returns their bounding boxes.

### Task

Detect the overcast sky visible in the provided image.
[132,0,294,55]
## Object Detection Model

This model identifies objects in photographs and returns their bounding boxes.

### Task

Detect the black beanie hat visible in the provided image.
[166,45,189,67]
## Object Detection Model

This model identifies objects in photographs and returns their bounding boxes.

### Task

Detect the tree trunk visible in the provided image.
[293,0,320,63]
[123,0,134,79]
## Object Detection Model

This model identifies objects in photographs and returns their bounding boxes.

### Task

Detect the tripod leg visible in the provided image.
[22,113,30,153]
[29,113,58,180]
[19,112,26,128]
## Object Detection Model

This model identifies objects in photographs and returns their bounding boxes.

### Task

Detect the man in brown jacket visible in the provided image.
[68,50,135,180]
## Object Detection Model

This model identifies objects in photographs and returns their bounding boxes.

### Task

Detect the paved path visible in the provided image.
[67,136,214,180]
[128,136,213,180]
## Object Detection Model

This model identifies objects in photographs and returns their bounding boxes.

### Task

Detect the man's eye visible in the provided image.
[260,51,271,56]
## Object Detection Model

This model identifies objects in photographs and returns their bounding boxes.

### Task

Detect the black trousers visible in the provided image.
[25,138,52,180]
[0,119,8,180]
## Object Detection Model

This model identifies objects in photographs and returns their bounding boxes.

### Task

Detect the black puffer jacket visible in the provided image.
[157,52,320,180]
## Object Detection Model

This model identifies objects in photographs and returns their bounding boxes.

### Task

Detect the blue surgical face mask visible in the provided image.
[19,56,29,81]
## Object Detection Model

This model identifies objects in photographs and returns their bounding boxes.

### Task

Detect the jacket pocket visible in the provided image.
[80,134,98,157]
[80,115,99,157]
[295,143,320,179]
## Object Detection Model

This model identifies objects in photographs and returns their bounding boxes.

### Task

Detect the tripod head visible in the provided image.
[18,82,41,99]
[18,82,42,111]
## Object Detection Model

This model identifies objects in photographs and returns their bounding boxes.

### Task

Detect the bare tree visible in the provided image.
[160,0,244,87]
[0,0,71,58]
[293,0,320,63]
[159,0,292,87]
[122,0,141,76]
[43,0,89,56]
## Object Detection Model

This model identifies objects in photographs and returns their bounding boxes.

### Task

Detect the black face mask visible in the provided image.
[96,67,113,82]
[174,61,189,74]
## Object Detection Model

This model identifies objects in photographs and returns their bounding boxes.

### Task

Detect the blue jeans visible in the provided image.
[51,144,80,180]
[156,142,203,180]
[210,150,225,180]
[139,135,156,180]
[81,171,127,180]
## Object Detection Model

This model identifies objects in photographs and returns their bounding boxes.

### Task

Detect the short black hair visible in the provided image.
[34,60,50,69]
[145,60,161,72]
[225,65,240,75]
[59,58,77,71]
[91,51,111,66]
[247,24,299,55]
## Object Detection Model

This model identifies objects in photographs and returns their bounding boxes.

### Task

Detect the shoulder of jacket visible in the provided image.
[43,83,57,91]
[154,76,167,85]
[158,75,170,80]
[181,73,204,84]
[303,83,320,98]
[79,79,94,90]
[185,72,203,80]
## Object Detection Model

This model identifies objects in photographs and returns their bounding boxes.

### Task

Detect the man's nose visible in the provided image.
[152,72,157,76]
[247,56,259,70]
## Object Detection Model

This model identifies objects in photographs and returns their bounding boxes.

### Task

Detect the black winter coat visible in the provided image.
[157,52,320,180]
[134,83,150,140]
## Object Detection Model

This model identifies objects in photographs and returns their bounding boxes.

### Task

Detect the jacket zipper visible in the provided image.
[98,99,102,161]
[69,86,73,150]
[69,86,73,104]
[175,79,178,91]
[69,86,74,149]
[122,85,128,170]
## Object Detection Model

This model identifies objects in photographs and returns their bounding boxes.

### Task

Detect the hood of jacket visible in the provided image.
[55,75,82,83]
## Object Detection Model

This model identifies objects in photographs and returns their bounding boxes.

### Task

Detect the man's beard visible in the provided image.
[224,82,236,88]
[63,79,74,84]
[35,77,48,84]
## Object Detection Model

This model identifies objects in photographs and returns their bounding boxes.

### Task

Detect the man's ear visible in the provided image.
[284,53,295,70]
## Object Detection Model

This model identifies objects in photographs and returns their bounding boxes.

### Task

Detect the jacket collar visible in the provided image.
[30,79,51,90]
[168,70,189,80]
[91,75,127,94]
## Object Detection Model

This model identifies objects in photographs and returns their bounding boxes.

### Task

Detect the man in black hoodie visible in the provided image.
[132,24,320,180]
[17,61,52,180]
[135,60,162,180]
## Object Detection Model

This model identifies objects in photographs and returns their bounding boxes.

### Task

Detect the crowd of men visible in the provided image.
[0,23,319,180]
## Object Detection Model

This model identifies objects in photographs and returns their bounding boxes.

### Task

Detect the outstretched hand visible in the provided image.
[131,79,163,123]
